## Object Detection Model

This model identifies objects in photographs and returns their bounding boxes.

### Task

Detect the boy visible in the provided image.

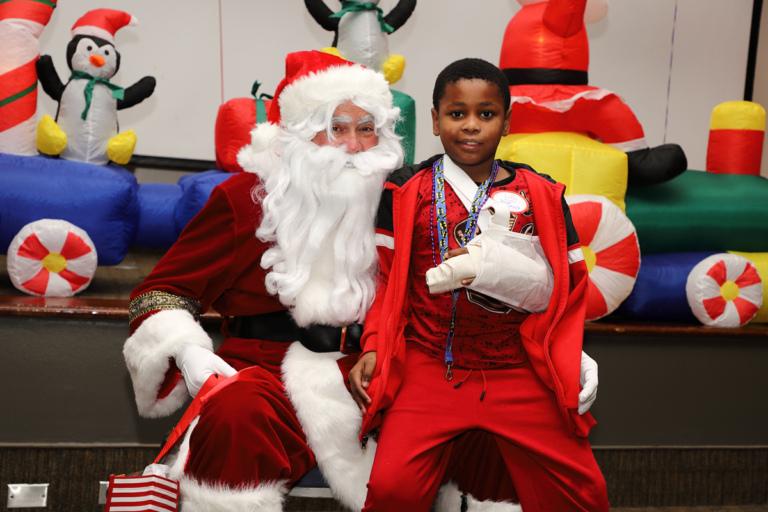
[349,58,610,511]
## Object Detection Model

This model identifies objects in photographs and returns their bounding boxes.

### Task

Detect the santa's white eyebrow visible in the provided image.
[330,115,375,124]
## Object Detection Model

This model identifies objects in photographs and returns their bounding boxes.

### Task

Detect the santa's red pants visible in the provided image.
[363,343,609,512]
[184,339,317,488]
[181,338,525,504]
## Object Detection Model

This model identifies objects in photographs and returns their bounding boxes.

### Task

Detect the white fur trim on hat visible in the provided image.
[237,122,282,176]
[123,309,213,418]
[71,9,138,44]
[278,64,393,128]
[179,476,287,512]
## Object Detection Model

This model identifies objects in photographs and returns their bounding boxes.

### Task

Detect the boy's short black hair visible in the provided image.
[432,58,511,113]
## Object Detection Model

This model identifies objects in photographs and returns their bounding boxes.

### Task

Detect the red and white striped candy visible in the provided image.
[686,253,763,328]
[7,219,97,297]
[565,194,641,320]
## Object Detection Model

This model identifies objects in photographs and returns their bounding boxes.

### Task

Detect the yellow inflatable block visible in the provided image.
[710,101,766,131]
[107,129,137,165]
[496,132,628,212]
[728,250,768,323]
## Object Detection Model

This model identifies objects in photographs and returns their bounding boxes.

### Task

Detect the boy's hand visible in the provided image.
[578,350,598,415]
[443,248,474,286]
[349,351,377,415]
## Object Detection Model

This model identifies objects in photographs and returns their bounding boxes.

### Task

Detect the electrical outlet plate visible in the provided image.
[98,481,109,505]
[7,483,49,508]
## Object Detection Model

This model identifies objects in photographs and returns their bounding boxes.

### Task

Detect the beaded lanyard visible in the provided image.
[430,157,499,380]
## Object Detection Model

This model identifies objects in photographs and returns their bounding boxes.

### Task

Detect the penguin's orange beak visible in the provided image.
[89,55,105,67]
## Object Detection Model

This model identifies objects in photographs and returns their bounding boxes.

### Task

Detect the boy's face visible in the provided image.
[431,79,511,179]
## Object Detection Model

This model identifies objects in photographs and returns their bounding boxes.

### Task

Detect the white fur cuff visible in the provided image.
[123,309,213,418]
[435,481,523,512]
[179,477,287,512]
[282,343,376,511]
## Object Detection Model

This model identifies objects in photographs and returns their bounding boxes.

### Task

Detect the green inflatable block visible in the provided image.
[625,170,768,254]
[392,89,415,166]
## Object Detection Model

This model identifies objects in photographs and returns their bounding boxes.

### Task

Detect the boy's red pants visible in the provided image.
[363,343,610,512]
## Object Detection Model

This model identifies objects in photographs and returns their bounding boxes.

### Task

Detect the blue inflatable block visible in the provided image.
[134,183,183,249]
[0,153,139,266]
[617,251,718,322]
[174,170,233,235]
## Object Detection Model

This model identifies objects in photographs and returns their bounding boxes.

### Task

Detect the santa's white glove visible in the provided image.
[175,344,236,398]
[578,350,598,415]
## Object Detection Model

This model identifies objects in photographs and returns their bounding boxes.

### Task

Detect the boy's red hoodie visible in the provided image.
[360,156,596,439]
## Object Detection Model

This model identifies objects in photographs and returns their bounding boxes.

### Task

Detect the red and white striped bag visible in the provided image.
[105,474,179,511]
[104,375,227,511]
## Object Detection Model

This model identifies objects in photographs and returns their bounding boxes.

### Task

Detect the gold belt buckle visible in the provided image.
[340,325,347,352]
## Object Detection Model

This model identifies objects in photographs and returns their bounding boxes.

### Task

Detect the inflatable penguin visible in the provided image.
[500,0,687,186]
[36,9,155,165]
[304,0,416,84]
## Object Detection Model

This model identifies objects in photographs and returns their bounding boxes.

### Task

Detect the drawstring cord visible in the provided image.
[452,368,487,401]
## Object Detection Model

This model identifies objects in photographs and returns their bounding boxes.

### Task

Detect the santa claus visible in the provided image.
[123,51,522,512]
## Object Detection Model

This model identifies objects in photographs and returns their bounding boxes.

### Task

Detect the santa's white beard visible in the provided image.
[255,135,401,327]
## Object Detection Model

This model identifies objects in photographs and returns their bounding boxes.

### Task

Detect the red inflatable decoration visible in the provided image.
[215,83,272,173]
[706,101,765,176]
[499,0,687,186]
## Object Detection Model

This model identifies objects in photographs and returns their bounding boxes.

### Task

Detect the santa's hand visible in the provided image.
[349,351,377,415]
[175,344,236,398]
[578,350,598,415]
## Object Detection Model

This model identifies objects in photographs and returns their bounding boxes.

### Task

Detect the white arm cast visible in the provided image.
[426,205,554,313]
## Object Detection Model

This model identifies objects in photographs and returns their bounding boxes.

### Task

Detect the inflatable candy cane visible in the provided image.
[0,0,57,155]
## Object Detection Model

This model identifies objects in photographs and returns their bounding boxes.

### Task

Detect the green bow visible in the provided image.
[69,70,125,120]
[330,1,394,34]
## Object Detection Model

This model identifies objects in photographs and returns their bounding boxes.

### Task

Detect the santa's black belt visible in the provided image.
[229,310,362,354]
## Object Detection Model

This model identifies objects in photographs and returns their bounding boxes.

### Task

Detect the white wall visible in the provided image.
[36,1,757,176]
[753,1,768,177]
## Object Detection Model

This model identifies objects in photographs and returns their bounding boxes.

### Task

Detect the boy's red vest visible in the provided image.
[361,160,595,438]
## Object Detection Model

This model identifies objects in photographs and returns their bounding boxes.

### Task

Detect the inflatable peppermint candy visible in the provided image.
[7,219,98,297]
[686,253,763,328]
[565,194,641,320]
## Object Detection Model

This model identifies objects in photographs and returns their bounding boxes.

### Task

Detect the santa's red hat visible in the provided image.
[268,50,393,127]
[71,9,137,44]
[237,50,397,167]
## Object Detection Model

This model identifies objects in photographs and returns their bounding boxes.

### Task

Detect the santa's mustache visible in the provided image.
[282,136,401,182]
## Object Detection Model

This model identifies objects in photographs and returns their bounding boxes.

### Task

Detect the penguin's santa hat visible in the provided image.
[238,50,397,168]
[71,8,138,44]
